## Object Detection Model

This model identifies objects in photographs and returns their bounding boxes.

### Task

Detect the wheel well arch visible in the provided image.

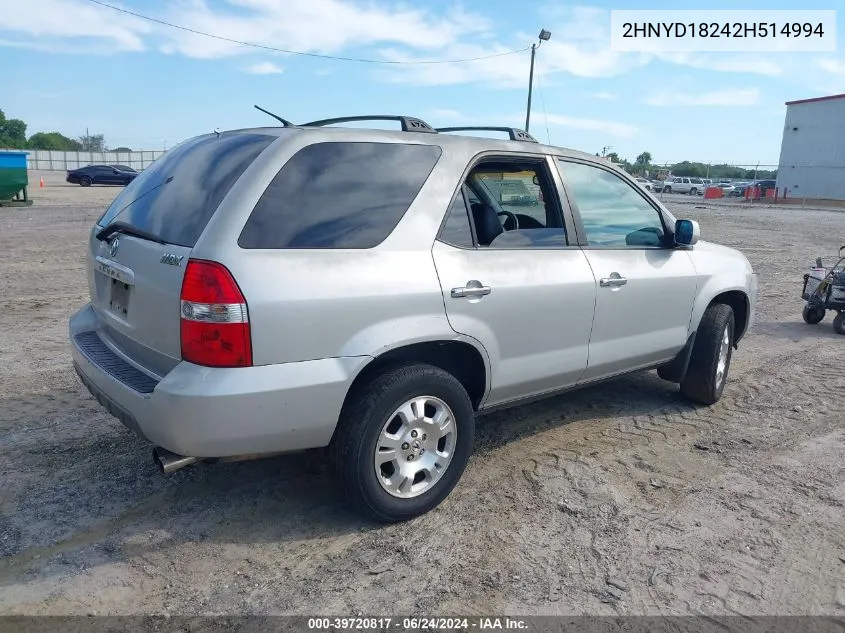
[344,341,488,411]
[708,290,750,343]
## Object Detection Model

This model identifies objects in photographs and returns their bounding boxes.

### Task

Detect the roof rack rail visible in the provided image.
[435,126,538,143]
[300,115,437,134]
[253,104,294,127]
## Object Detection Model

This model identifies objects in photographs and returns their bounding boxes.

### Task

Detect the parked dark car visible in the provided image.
[732,179,776,198]
[66,164,138,187]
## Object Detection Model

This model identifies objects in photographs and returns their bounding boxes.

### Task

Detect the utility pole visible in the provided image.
[525,29,551,133]
[525,44,536,133]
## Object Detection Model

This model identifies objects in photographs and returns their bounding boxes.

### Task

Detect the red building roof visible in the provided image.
[785,93,845,106]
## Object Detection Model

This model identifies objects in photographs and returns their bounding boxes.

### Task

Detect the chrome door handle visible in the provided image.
[451,285,492,298]
[599,275,628,288]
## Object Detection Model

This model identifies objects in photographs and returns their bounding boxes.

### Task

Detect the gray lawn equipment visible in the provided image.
[801,245,845,335]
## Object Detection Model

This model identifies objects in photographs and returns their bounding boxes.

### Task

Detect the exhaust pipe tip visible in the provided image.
[153,447,198,475]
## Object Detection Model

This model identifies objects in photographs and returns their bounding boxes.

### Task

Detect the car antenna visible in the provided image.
[253,105,294,127]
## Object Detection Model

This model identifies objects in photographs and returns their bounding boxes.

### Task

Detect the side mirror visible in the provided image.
[675,219,700,246]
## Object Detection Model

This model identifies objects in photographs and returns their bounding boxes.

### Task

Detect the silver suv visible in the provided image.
[662,177,705,195]
[70,114,758,522]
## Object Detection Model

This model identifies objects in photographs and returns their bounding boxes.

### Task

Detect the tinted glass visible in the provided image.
[559,160,666,247]
[439,189,474,248]
[239,142,442,249]
[99,132,275,247]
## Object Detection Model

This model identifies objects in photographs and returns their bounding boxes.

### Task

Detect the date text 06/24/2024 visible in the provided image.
[610,9,836,52]
[307,617,529,631]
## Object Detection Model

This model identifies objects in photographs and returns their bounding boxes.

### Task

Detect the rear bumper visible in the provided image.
[70,303,369,457]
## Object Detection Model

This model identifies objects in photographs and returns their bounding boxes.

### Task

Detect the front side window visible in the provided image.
[239,142,442,249]
[558,160,667,247]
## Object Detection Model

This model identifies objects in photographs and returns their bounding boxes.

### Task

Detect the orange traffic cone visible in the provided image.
[39,177,44,189]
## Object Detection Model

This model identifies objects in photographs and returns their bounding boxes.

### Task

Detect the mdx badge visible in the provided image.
[160,253,184,267]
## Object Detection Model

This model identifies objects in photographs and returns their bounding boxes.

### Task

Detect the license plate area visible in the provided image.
[94,256,135,318]
[109,278,131,316]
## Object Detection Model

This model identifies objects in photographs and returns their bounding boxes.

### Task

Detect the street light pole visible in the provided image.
[525,44,537,132]
[525,29,551,133]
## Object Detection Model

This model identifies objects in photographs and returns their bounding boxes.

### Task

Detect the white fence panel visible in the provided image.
[3,149,168,171]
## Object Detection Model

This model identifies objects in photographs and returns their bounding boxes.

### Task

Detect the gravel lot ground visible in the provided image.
[0,171,843,616]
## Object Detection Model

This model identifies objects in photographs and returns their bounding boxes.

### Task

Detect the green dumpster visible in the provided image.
[0,150,33,207]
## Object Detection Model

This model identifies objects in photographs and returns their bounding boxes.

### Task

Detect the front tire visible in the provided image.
[681,303,734,405]
[663,186,672,194]
[690,187,698,196]
[331,364,475,522]
[802,305,825,324]
[833,312,845,335]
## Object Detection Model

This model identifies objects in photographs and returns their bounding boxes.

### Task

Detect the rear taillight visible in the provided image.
[179,259,252,368]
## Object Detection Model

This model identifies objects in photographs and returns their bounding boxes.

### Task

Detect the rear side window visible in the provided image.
[238,142,442,249]
[439,187,475,248]
[98,132,276,247]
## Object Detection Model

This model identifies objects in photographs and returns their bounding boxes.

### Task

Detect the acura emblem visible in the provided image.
[109,236,120,258]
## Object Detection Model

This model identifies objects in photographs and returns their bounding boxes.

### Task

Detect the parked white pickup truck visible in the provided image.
[660,177,705,195]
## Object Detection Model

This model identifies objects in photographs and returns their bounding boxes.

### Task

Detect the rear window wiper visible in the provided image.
[100,175,174,227]
[96,221,167,244]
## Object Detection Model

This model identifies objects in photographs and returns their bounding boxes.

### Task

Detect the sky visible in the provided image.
[1,0,844,166]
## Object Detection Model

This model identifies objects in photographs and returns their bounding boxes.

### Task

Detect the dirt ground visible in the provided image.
[0,171,843,616]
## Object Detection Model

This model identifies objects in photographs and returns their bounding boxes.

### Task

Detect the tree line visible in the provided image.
[0,108,131,152]
[600,150,777,180]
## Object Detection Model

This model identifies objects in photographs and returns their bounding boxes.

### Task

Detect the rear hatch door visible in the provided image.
[89,131,276,376]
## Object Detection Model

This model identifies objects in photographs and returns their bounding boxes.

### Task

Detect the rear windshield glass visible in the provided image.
[238,141,442,249]
[98,132,276,247]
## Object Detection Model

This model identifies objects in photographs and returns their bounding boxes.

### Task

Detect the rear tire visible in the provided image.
[330,363,475,523]
[681,303,734,405]
[802,305,825,324]
[833,312,845,335]
[80,176,92,187]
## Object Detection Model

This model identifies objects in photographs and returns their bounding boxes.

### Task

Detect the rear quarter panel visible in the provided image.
[190,129,483,366]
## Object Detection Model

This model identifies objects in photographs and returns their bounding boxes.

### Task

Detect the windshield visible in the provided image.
[98,132,276,247]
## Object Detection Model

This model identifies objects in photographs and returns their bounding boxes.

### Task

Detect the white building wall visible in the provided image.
[776,96,845,201]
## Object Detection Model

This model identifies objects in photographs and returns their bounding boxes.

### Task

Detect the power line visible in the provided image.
[86,0,531,65]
